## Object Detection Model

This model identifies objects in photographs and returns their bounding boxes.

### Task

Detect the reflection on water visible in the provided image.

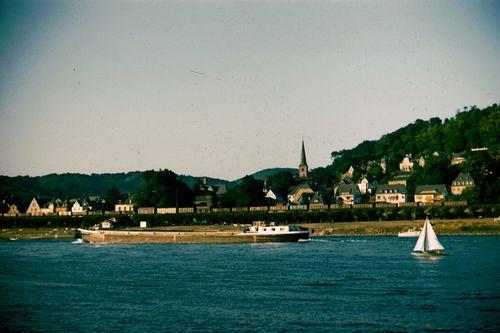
[411,252,447,261]
[0,236,499,332]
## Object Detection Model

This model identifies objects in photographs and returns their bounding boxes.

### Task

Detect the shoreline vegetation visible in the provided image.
[1,218,498,240]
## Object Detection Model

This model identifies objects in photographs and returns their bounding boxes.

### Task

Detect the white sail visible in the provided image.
[413,219,427,252]
[424,219,444,251]
[413,218,444,253]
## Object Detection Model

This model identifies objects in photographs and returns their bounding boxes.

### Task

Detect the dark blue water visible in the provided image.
[0,236,499,332]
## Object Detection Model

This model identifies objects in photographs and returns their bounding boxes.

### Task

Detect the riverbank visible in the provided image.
[1,218,498,240]
[302,218,500,236]
[0,228,76,240]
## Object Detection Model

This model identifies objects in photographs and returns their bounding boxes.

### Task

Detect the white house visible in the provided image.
[375,185,407,204]
[418,156,426,167]
[6,204,19,216]
[357,176,376,195]
[399,154,414,172]
[265,189,285,204]
[380,158,387,173]
[335,183,362,205]
[414,185,448,203]
[26,198,42,215]
[451,173,475,195]
[287,183,314,205]
[451,153,466,165]
[115,203,134,212]
[40,202,55,215]
[71,200,84,213]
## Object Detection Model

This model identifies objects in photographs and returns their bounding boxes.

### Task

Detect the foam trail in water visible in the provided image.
[72,238,84,244]
[302,238,334,243]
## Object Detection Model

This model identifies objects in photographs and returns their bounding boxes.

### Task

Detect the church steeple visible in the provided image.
[299,139,308,179]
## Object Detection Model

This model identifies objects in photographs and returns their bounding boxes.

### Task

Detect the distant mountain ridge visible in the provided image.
[230,168,297,186]
[0,168,296,204]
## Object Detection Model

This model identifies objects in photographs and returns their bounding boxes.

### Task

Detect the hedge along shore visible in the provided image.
[1,218,499,240]
[1,204,498,228]
[0,204,498,239]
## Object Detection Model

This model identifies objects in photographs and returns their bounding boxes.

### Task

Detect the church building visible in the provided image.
[299,140,308,179]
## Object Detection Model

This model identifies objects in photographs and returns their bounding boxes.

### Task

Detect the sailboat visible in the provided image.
[412,218,445,256]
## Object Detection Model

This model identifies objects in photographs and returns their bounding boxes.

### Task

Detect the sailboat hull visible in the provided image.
[412,250,447,256]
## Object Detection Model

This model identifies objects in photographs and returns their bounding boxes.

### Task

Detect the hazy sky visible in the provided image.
[1,0,499,180]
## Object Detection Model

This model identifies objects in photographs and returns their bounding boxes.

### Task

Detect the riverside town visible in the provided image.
[0,104,498,230]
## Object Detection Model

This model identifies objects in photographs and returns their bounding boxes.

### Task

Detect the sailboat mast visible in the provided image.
[423,219,428,252]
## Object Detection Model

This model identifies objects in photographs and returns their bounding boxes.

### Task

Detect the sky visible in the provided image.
[0,0,499,180]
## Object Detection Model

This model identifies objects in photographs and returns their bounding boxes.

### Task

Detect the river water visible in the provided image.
[0,236,498,332]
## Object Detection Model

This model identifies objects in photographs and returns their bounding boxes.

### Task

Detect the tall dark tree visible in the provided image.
[463,151,499,204]
[267,171,296,197]
[105,187,121,210]
[220,175,265,208]
[134,169,194,208]
[412,155,452,185]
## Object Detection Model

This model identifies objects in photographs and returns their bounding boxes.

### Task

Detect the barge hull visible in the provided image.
[78,230,309,244]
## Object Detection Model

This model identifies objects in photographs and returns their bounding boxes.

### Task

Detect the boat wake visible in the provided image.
[301,238,334,243]
[72,238,84,244]
[337,239,368,243]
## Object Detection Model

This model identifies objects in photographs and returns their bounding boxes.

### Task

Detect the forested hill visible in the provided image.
[231,168,297,186]
[0,168,289,205]
[327,103,499,176]
[0,172,144,203]
[0,171,233,204]
[306,103,499,204]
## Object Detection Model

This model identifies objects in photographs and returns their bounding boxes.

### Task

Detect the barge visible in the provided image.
[77,222,309,244]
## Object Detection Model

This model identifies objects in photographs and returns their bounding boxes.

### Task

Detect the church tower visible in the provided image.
[299,140,308,179]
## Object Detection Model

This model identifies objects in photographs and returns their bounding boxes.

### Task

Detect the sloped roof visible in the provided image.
[376,185,407,194]
[297,191,322,204]
[357,174,370,183]
[336,183,359,195]
[266,188,285,203]
[288,183,313,196]
[310,192,324,204]
[452,152,465,158]
[452,173,474,185]
[340,176,352,184]
[415,184,448,195]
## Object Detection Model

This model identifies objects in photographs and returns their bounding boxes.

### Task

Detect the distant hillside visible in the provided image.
[310,103,499,204]
[231,168,297,186]
[327,103,499,176]
[0,168,295,205]
[178,175,231,189]
[0,172,143,204]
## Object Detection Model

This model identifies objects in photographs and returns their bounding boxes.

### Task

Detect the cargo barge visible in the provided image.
[77,221,309,244]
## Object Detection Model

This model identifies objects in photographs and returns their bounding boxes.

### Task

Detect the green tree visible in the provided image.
[220,176,265,208]
[105,187,121,210]
[134,169,194,208]
[464,151,499,204]
[267,171,296,197]
[412,155,451,185]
